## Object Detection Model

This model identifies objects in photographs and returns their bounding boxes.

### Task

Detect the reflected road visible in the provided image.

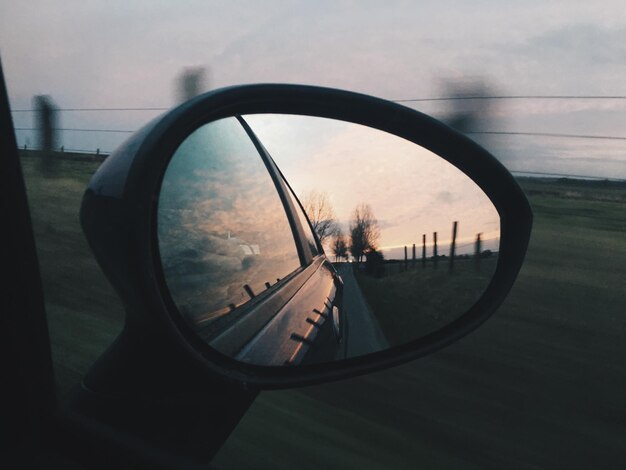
[335,263,389,358]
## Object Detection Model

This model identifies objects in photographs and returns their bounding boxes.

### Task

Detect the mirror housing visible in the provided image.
[80,84,532,389]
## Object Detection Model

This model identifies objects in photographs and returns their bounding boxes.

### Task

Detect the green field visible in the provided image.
[21,153,626,468]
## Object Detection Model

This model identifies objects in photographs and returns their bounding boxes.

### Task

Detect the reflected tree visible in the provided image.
[330,230,348,262]
[349,203,380,263]
[302,190,338,244]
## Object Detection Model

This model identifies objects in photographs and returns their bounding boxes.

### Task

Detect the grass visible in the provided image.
[354,258,497,345]
[20,153,626,468]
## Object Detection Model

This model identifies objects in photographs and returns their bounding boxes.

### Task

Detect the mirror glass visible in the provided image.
[157,114,500,366]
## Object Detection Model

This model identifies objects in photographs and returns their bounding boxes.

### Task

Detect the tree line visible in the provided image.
[303,191,380,263]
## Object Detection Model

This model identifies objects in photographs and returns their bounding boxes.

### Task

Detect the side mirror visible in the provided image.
[80,84,532,388]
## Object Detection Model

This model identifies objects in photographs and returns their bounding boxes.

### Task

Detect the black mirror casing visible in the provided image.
[74,84,533,465]
[81,84,532,390]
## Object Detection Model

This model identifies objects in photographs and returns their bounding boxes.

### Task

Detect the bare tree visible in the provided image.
[330,230,348,262]
[302,190,338,245]
[349,203,380,263]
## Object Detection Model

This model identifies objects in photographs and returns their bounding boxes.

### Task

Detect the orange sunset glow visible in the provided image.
[245,114,501,259]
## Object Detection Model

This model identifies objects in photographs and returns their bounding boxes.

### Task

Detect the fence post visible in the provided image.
[422,234,426,267]
[412,243,416,269]
[474,232,482,268]
[404,246,408,271]
[433,232,438,268]
[449,221,458,273]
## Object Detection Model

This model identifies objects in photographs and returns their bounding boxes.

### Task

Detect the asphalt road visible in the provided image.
[335,263,389,358]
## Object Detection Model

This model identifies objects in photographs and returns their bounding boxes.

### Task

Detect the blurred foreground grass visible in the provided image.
[21,154,626,469]
[21,154,125,393]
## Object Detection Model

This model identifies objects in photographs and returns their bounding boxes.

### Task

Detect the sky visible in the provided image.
[1,0,625,178]
[245,114,500,258]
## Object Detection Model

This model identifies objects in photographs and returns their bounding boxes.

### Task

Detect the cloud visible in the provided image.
[2,2,625,177]
[523,23,626,66]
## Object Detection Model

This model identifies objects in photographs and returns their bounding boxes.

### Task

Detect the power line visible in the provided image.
[20,146,111,154]
[394,95,626,103]
[17,147,624,180]
[14,126,626,141]
[11,107,168,113]
[10,95,626,112]
[63,147,111,154]
[467,131,626,141]
[510,170,626,181]
[15,127,133,133]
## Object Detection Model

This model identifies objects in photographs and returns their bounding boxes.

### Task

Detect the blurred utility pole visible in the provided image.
[177,66,210,103]
[441,80,493,133]
[433,232,438,269]
[33,95,59,176]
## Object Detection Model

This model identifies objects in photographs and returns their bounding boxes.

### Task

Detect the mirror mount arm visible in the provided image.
[63,322,258,466]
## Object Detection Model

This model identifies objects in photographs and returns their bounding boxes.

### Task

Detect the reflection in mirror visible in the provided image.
[158,117,301,326]
[158,114,500,367]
